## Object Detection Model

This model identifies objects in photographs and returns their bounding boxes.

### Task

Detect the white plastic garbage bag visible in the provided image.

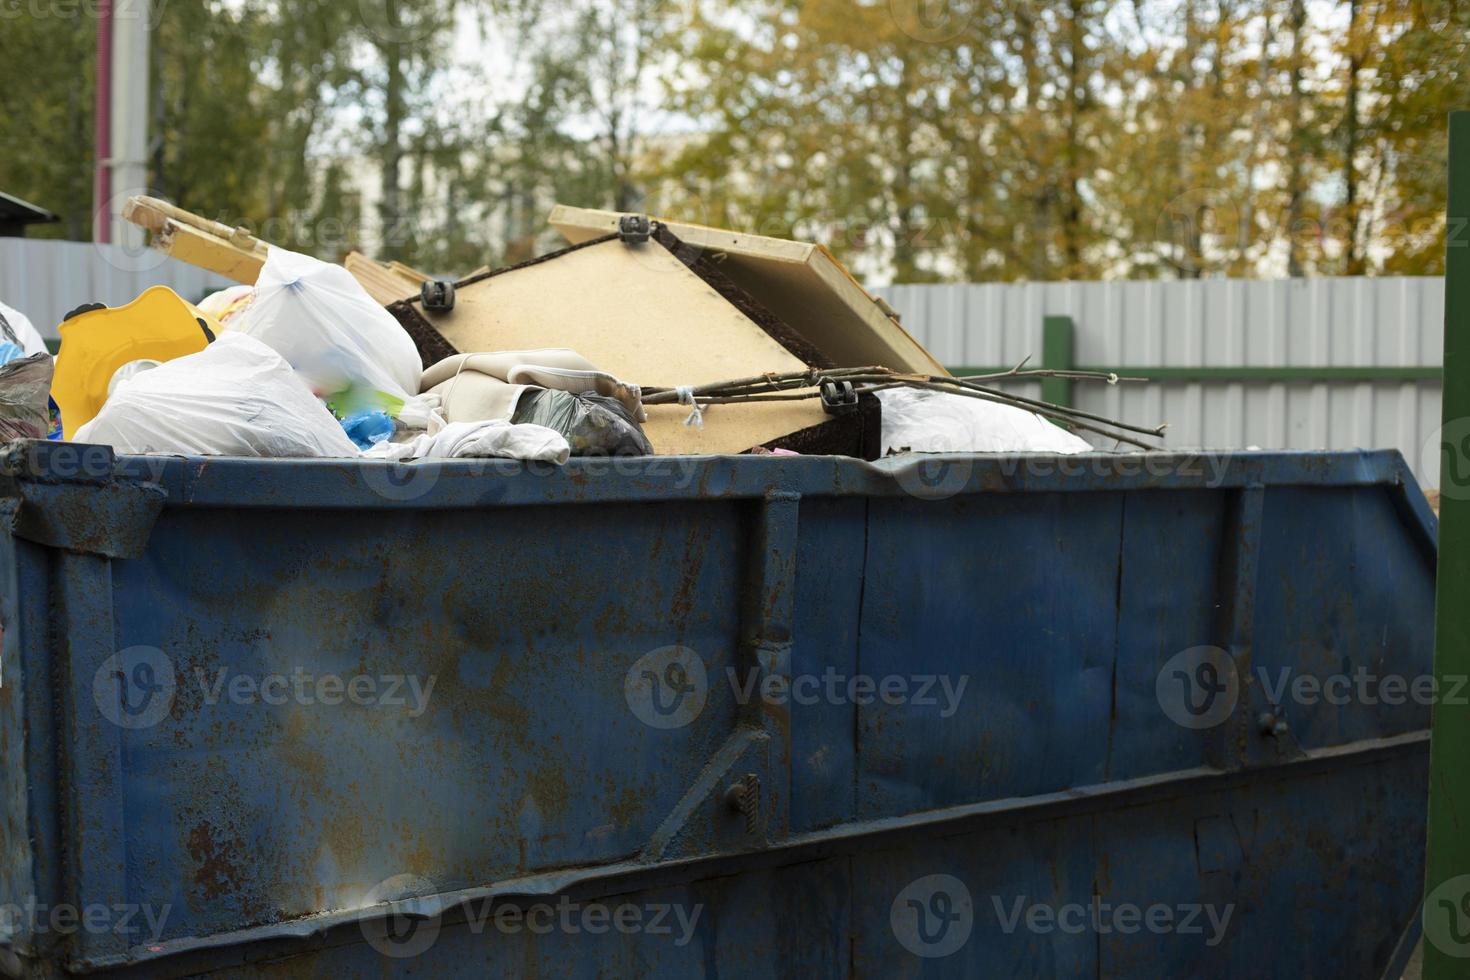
[0,300,52,358]
[75,333,361,458]
[875,387,1092,454]
[231,246,422,410]
[196,284,255,324]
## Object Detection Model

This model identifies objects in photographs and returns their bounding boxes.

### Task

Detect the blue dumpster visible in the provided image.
[0,441,1436,977]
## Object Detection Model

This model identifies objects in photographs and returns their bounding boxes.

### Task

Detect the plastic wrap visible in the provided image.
[0,353,55,442]
[232,247,422,411]
[511,389,653,456]
[75,333,360,458]
[875,387,1092,454]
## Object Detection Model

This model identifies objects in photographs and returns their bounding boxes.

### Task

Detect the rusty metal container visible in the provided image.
[0,441,1435,977]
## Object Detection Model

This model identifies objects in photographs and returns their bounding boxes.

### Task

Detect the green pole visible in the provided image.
[1424,110,1470,977]
[1040,315,1075,408]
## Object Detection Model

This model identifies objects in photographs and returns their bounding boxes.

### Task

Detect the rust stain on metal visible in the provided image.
[321,810,368,874]
[668,521,715,636]
[397,824,438,877]
[187,820,247,900]
[276,730,329,782]
[605,785,648,827]
[485,653,531,729]
[527,765,571,824]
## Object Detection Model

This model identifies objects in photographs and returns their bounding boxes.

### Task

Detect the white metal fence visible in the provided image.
[0,238,233,342]
[881,277,1445,488]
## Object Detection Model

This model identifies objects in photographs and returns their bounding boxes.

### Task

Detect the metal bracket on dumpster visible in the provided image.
[638,492,799,864]
[1207,481,1309,770]
[641,728,772,863]
[0,441,166,559]
[725,773,761,834]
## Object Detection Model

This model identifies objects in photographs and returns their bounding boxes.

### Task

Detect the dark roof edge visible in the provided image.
[0,191,59,224]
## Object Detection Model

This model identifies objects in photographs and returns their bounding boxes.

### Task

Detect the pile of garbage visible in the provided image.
[4,202,1163,466]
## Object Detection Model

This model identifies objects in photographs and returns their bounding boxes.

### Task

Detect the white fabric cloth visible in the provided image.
[363,419,570,464]
[75,333,360,458]
[0,300,52,357]
[422,349,644,425]
[231,246,422,405]
[876,387,1092,454]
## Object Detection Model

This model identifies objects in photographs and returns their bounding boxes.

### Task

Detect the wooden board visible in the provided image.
[548,204,948,376]
[122,196,268,283]
[423,237,830,454]
[343,252,425,305]
[122,197,434,303]
[152,221,266,284]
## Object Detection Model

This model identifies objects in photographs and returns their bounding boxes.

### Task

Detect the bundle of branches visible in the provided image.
[640,360,1166,449]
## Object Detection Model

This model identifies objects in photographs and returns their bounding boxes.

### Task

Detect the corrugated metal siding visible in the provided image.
[881,278,1445,487]
[0,238,234,340]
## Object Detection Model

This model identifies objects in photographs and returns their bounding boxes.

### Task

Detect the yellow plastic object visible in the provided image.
[53,286,221,437]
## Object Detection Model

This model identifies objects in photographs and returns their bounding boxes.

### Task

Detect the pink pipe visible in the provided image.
[94,0,112,244]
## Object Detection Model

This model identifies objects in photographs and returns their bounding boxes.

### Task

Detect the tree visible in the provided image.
[1,0,1464,280]
[0,11,96,239]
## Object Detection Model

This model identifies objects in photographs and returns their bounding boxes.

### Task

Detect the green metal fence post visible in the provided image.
[1424,109,1470,978]
[1040,315,1075,408]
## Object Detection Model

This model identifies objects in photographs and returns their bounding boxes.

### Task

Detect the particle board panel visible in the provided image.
[640,400,829,455]
[548,204,947,376]
[420,236,829,454]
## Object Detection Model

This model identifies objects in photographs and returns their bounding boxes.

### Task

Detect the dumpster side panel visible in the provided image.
[105,501,753,942]
[0,450,1434,978]
[1253,486,1436,747]
[855,491,1124,818]
[0,532,36,955]
[1108,489,1229,781]
[1091,754,1428,977]
[852,815,1101,977]
[0,536,79,967]
[847,755,1426,979]
[164,860,853,979]
[790,496,867,834]
[162,754,1426,978]
[0,530,28,931]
